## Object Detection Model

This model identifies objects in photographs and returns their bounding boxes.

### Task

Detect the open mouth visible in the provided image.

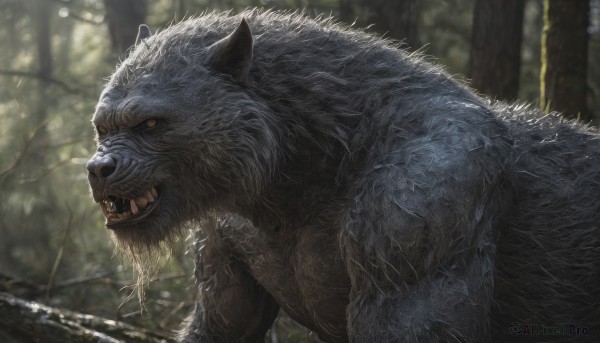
[100,186,160,226]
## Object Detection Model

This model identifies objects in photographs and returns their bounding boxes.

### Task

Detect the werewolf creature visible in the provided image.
[86,10,600,342]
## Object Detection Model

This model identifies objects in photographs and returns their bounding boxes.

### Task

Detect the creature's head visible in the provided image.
[87,18,278,255]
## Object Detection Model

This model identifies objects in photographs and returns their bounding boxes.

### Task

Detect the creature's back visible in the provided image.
[492,104,600,338]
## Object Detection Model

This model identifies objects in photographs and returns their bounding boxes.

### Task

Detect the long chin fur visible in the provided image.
[111,216,188,303]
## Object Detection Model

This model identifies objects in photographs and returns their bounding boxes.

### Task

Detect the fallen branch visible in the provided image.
[0,271,121,299]
[0,292,174,343]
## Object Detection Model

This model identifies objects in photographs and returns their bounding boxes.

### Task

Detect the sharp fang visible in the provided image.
[151,187,158,198]
[145,189,154,203]
[130,199,139,215]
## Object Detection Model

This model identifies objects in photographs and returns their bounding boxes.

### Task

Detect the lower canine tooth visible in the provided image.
[130,199,139,215]
[151,187,158,198]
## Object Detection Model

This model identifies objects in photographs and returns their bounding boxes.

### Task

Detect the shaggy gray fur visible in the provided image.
[86,9,600,342]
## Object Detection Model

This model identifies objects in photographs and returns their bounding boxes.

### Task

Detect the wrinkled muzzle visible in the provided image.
[87,143,161,228]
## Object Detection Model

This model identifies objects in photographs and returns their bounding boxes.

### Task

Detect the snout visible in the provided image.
[86,152,119,202]
[87,154,117,180]
[86,148,163,227]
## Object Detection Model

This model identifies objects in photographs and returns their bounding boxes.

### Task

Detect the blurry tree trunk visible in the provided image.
[29,0,55,274]
[32,0,52,127]
[103,0,147,57]
[56,12,75,72]
[5,2,20,67]
[361,0,420,50]
[540,0,590,120]
[174,0,186,21]
[469,0,525,101]
[339,0,355,23]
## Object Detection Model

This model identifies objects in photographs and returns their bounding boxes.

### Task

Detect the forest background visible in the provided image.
[0,0,599,342]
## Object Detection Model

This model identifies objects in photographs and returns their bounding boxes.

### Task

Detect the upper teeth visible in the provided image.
[130,187,157,215]
[101,186,158,218]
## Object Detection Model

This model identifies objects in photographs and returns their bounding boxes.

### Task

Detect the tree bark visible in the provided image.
[103,0,148,57]
[361,0,420,50]
[540,0,590,120]
[469,0,525,101]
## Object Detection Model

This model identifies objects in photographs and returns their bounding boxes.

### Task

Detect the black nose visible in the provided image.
[87,154,116,179]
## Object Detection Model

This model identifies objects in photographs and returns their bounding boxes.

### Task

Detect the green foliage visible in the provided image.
[0,0,194,333]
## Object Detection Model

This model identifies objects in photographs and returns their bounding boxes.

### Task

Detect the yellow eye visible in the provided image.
[145,119,157,128]
[97,126,108,135]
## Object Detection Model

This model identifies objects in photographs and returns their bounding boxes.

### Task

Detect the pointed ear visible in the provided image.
[206,18,253,83]
[135,24,152,46]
